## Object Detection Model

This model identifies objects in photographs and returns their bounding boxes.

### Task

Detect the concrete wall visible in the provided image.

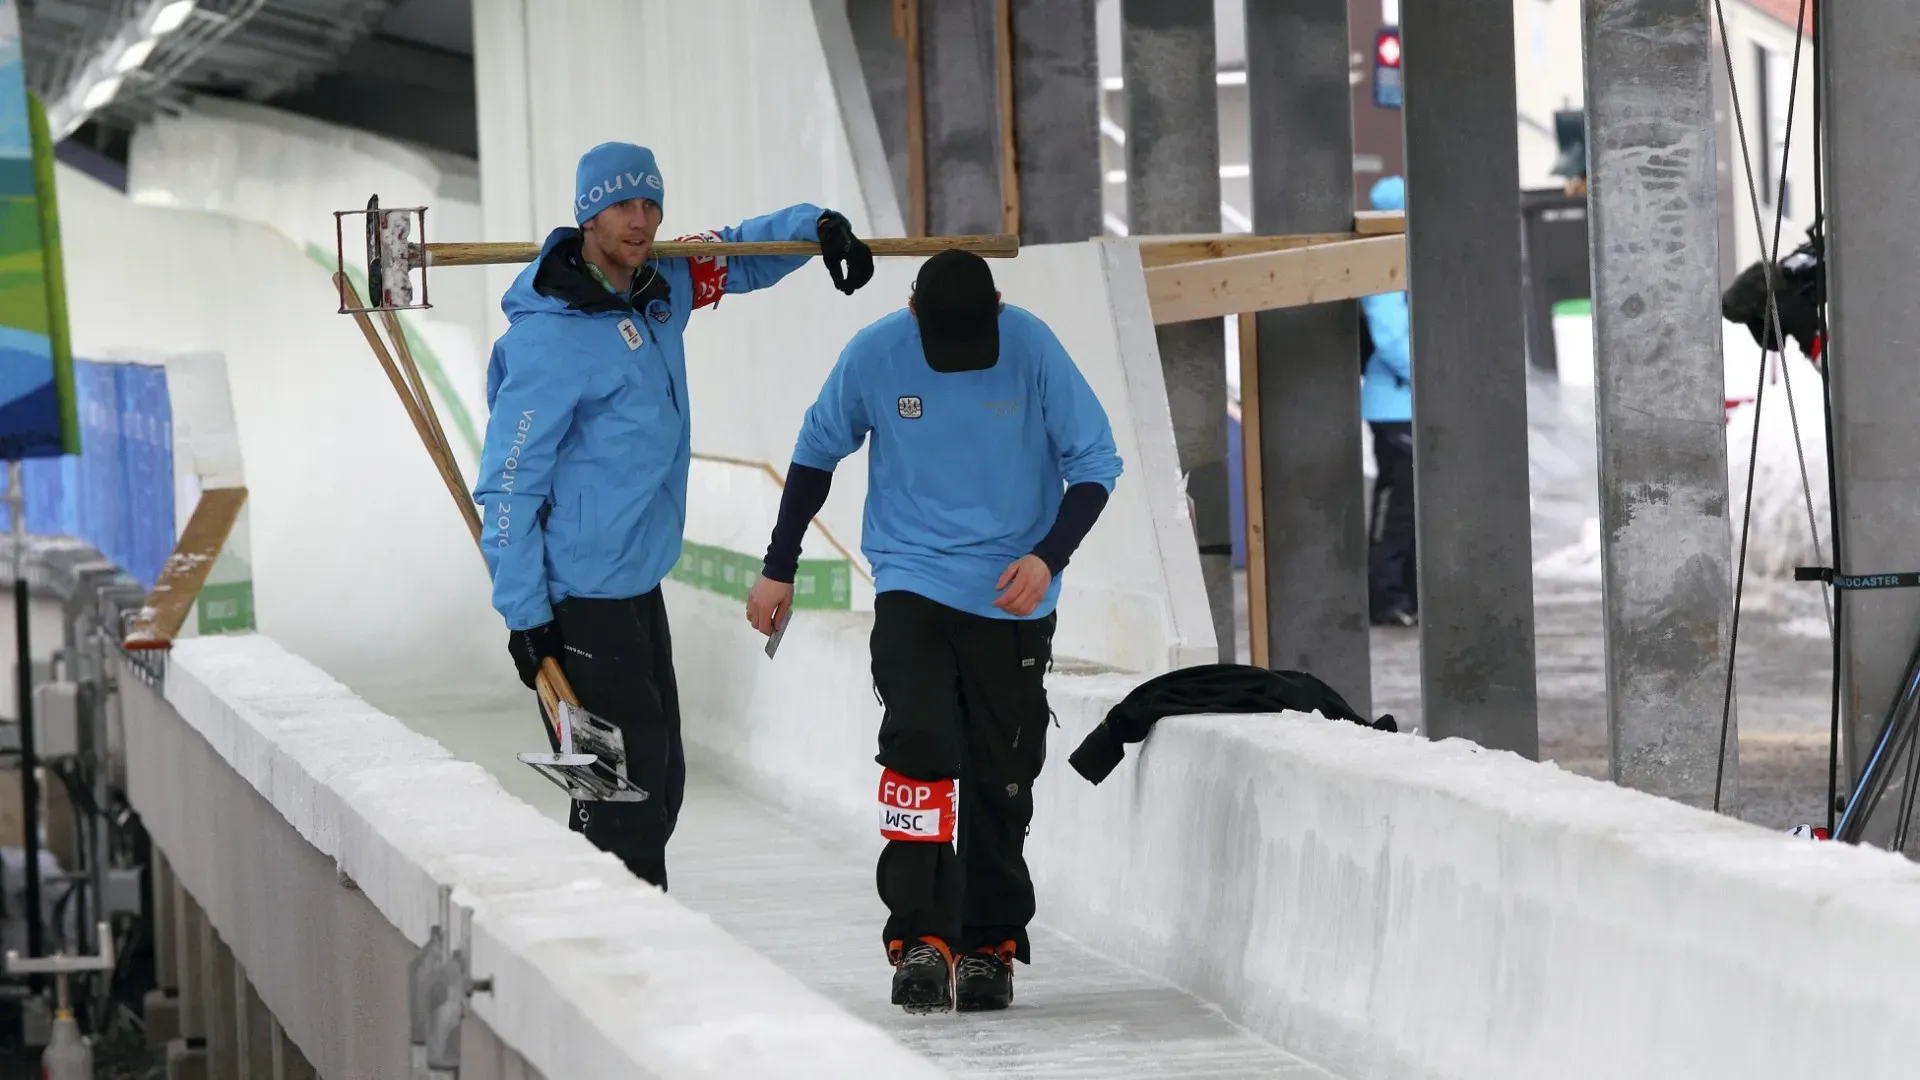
[131,634,947,1080]
[664,574,1920,1080]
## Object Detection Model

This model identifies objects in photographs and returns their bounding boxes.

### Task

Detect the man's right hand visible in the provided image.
[508,622,564,690]
[747,575,795,637]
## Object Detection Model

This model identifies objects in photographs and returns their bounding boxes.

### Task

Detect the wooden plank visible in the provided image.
[1354,209,1406,235]
[1138,232,1356,269]
[422,232,1016,268]
[904,0,928,238]
[995,0,1020,237]
[1238,313,1268,669]
[1145,234,1406,324]
[122,487,249,651]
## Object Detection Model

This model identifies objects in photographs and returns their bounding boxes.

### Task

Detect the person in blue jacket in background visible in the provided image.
[470,141,875,888]
[1360,174,1417,627]
[743,250,1122,1015]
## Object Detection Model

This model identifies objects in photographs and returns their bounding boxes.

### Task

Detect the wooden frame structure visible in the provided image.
[1134,210,1407,666]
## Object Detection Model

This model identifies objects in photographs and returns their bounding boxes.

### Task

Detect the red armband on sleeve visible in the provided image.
[675,231,730,310]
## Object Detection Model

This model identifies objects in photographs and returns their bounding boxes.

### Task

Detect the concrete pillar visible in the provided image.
[200,922,236,1080]
[168,885,208,1078]
[145,852,181,1047]
[844,0,911,215]
[1581,0,1734,807]
[1401,0,1539,755]
[1246,0,1369,705]
[175,884,204,1041]
[920,0,1003,235]
[1822,0,1920,844]
[236,959,274,1080]
[269,1017,318,1080]
[1009,0,1101,243]
[1122,0,1234,663]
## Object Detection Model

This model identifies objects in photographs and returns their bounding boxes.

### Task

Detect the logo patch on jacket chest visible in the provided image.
[897,395,923,419]
[617,318,644,351]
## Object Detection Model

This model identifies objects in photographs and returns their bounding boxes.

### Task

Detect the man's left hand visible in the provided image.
[994,554,1053,617]
[817,210,874,295]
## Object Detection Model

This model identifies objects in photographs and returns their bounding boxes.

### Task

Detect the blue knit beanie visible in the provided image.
[574,142,665,226]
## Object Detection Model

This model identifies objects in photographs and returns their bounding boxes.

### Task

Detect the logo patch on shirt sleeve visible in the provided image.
[897,395,923,419]
[617,318,644,351]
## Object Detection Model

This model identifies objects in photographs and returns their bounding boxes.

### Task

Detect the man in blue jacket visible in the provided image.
[471,141,875,888]
[744,250,1122,1015]
[1360,174,1417,627]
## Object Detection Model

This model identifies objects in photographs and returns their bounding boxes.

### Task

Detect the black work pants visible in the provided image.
[871,590,1055,964]
[542,588,686,889]
[1368,421,1418,619]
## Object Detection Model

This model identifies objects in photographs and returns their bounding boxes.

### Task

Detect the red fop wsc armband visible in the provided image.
[878,768,956,843]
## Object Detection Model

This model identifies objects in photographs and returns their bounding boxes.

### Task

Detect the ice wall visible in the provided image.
[124,98,490,469]
[56,163,506,697]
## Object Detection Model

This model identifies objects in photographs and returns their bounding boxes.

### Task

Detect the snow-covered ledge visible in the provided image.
[665,581,1920,1080]
[124,633,944,1080]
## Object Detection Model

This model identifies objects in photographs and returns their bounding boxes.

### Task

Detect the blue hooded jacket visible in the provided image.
[472,206,823,630]
[1360,175,1412,424]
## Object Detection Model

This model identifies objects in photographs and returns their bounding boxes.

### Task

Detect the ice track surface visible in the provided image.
[371,684,1337,1078]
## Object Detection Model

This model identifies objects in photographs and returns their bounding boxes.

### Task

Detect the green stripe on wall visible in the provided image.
[669,539,851,609]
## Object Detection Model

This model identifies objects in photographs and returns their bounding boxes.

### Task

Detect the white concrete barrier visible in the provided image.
[145,632,946,1080]
[666,580,1920,1080]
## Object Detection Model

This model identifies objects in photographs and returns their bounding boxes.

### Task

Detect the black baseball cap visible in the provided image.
[913,249,1000,372]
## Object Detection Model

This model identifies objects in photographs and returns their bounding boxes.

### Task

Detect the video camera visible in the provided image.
[1721,220,1825,360]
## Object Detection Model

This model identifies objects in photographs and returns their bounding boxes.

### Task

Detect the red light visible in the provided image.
[1376,32,1401,68]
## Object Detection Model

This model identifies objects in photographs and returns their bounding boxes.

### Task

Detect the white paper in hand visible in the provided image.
[765,606,792,659]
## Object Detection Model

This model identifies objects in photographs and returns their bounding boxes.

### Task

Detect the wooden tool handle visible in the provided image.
[536,656,578,718]
[424,233,1020,267]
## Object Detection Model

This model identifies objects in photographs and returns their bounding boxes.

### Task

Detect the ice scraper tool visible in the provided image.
[332,194,1020,314]
[330,268,645,803]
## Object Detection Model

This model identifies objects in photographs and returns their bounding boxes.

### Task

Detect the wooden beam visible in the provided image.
[994,0,1020,237]
[1238,313,1268,668]
[424,233,1017,268]
[1137,232,1355,269]
[1145,234,1406,324]
[903,0,928,238]
[1354,209,1405,235]
[122,487,249,651]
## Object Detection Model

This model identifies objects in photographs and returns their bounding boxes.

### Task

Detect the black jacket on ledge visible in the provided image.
[1068,663,1399,785]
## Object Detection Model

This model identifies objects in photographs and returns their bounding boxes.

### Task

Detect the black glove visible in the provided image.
[817,210,874,295]
[508,621,564,690]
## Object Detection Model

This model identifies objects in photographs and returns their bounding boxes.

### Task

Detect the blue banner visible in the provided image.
[15,358,172,588]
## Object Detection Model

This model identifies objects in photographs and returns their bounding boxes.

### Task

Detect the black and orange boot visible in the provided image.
[888,936,954,1013]
[954,941,1016,1012]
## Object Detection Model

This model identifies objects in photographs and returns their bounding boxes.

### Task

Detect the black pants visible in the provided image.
[1368,421,1418,619]
[870,590,1055,964]
[542,588,687,889]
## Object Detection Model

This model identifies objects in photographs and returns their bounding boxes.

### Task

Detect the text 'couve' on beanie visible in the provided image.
[575,142,665,226]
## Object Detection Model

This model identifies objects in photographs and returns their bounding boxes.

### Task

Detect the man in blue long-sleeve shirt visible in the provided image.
[1360,174,1417,626]
[744,250,1122,1014]
[470,141,874,888]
